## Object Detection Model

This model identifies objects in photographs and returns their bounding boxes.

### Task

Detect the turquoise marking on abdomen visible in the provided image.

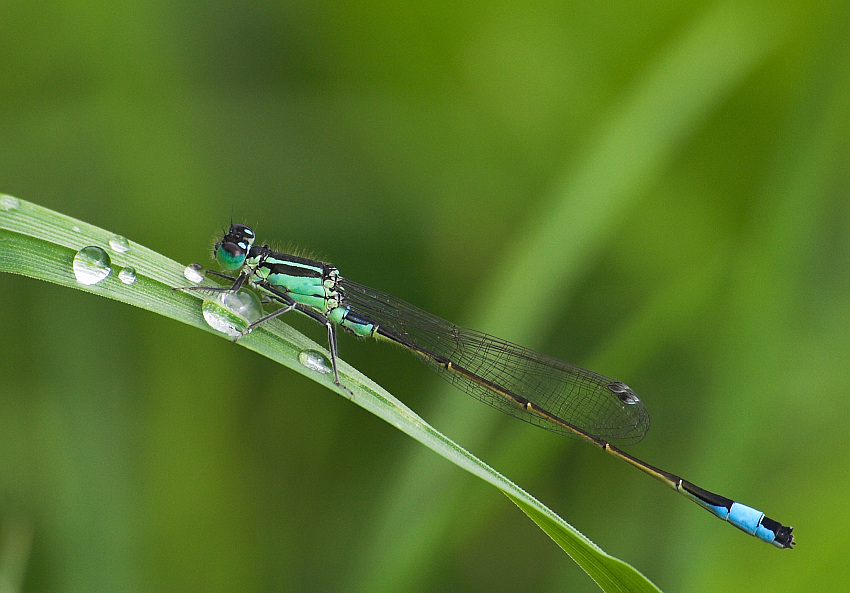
[701,501,730,520]
[684,490,778,545]
[755,522,779,545]
[328,306,375,337]
[680,487,730,520]
[728,502,766,536]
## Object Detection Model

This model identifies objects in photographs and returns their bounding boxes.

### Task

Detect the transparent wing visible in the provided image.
[338,278,649,444]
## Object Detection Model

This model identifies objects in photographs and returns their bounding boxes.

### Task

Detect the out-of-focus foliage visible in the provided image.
[0,1,847,591]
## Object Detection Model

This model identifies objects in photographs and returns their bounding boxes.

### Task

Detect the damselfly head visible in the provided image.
[214,223,256,271]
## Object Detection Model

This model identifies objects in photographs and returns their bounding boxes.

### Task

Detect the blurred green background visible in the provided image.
[1,1,848,591]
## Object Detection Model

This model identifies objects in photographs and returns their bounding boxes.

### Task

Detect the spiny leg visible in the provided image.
[234,289,348,391]
[205,270,238,282]
[233,295,299,340]
[285,302,344,388]
[178,269,349,392]
[290,303,349,392]
[174,268,247,294]
[325,322,341,385]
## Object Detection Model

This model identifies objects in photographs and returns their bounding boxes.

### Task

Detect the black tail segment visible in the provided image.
[679,480,794,549]
[761,517,794,549]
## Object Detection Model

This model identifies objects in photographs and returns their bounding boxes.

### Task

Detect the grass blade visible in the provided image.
[0,195,660,592]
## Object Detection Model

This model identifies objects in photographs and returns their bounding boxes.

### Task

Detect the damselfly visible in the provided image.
[177,223,794,549]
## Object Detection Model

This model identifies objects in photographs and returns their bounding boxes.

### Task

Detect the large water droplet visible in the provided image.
[201,289,263,338]
[0,195,20,211]
[118,266,137,284]
[298,349,333,375]
[109,234,129,253]
[183,263,204,283]
[73,246,112,285]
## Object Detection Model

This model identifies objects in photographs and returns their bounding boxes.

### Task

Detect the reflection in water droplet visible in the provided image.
[72,226,81,232]
[118,267,137,284]
[183,263,204,283]
[201,289,263,338]
[109,235,130,252]
[73,246,112,285]
[0,195,20,211]
[298,349,333,375]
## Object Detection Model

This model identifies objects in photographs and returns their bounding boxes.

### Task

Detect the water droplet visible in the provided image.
[201,289,263,338]
[72,226,81,233]
[73,246,112,285]
[183,263,204,283]
[118,266,137,284]
[0,194,20,211]
[109,234,129,253]
[298,349,333,375]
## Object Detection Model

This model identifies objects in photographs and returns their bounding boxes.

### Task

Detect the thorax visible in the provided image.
[247,246,341,313]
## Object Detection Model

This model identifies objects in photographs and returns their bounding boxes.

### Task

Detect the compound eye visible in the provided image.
[215,241,247,271]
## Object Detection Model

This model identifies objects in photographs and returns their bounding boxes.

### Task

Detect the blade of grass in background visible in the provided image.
[0,197,660,592]
[348,5,789,591]
[0,516,33,593]
[673,6,850,589]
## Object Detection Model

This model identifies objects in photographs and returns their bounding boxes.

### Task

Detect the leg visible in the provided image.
[258,298,344,387]
[264,297,347,390]
[245,297,350,392]
[205,270,238,282]
[174,270,248,294]
[193,278,350,392]
[317,319,351,394]
[326,322,341,385]
[234,296,298,340]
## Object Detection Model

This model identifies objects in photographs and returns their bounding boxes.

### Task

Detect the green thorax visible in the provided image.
[247,246,341,313]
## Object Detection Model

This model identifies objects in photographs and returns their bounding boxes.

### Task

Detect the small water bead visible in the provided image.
[0,194,20,211]
[183,263,204,283]
[72,226,81,233]
[298,349,333,375]
[109,234,130,253]
[201,289,263,338]
[73,246,112,285]
[118,267,137,284]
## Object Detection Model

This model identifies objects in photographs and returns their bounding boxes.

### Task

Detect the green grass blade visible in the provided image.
[507,494,660,593]
[349,6,790,589]
[0,195,660,592]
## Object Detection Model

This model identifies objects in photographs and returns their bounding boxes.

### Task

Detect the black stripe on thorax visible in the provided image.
[251,246,331,279]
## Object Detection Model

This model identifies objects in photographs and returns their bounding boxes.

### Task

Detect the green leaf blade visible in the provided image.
[0,196,660,592]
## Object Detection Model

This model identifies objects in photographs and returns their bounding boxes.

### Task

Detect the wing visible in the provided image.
[338,278,649,444]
